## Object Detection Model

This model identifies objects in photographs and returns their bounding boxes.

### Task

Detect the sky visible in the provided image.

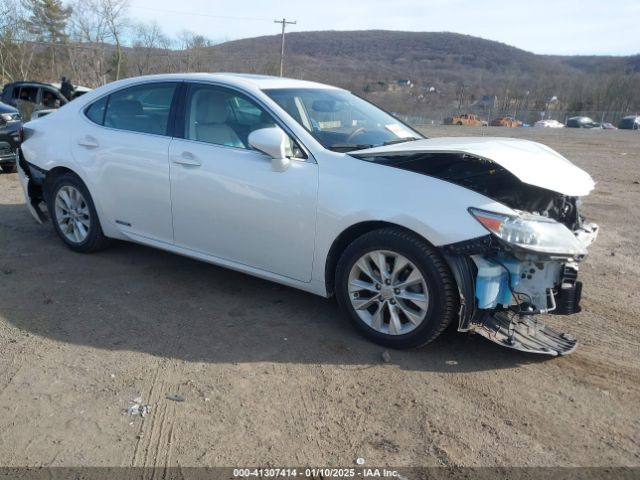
[124,0,640,56]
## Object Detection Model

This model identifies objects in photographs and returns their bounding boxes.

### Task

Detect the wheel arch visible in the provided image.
[39,164,119,239]
[43,166,77,192]
[324,221,439,296]
[38,165,89,209]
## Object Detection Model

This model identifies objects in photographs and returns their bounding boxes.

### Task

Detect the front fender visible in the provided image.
[311,153,513,292]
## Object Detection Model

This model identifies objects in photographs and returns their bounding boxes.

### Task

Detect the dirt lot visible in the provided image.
[0,126,638,468]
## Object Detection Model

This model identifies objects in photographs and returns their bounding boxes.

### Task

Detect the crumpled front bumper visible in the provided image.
[444,222,599,356]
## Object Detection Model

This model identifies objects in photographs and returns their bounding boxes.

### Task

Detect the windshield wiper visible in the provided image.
[329,137,421,152]
[382,137,421,146]
[328,143,374,152]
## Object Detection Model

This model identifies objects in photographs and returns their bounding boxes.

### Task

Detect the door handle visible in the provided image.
[77,135,99,148]
[172,151,201,166]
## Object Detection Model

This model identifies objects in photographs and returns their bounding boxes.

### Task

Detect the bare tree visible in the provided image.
[68,0,110,86]
[0,0,37,81]
[175,30,213,72]
[130,21,170,75]
[99,0,128,80]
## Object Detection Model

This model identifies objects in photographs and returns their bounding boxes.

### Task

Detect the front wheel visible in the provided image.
[335,228,458,349]
[46,172,110,253]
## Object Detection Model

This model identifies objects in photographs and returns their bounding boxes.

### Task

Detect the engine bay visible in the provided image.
[360,152,584,230]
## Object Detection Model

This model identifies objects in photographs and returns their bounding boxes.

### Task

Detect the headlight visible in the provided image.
[469,207,587,256]
[0,112,19,123]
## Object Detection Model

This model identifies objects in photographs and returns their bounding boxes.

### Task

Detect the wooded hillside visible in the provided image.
[1,0,637,121]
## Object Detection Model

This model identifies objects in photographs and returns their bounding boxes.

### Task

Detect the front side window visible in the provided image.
[184,84,279,149]
[102,83,177,135]
[42,88,66,108]
[264,88,423,152]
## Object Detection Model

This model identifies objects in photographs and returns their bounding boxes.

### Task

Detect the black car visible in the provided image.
[1,81,68,121]
[566,116,601,128]
[618,115,640,130]
[0,101,21,173]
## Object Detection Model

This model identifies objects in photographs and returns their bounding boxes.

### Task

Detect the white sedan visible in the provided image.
[534,119,565,128]
[17,73,599,355]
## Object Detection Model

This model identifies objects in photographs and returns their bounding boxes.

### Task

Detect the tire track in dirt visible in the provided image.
[0,330,35,397]
[132,359,178,478]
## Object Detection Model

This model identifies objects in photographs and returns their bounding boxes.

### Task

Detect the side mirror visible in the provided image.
[248,127,290,172]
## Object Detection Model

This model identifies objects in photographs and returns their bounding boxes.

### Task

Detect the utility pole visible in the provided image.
[274,18,296,77]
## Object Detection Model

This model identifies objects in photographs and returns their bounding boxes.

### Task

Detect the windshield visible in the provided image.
[263,88,423,152]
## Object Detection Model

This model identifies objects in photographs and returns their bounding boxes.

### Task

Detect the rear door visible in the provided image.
[71,81,179,244]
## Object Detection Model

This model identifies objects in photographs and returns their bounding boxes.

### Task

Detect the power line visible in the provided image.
[274,18,296,77]
[129,6,270,22]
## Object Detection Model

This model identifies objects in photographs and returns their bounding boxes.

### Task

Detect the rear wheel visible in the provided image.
[335,228,458,349]
[46,172,110,253]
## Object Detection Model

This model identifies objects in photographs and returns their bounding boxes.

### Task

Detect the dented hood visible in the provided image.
[353,137,595,196]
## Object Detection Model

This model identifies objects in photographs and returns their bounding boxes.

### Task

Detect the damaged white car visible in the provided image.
[17,73,598,355]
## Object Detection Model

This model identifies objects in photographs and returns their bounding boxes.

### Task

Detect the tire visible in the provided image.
[335,228,458,349]
[1,164,16,173]
[46,172,110,253]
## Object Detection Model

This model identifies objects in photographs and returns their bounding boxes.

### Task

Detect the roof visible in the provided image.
[102,73,342,92]
[50,82,92,92]
[3,80,54,88]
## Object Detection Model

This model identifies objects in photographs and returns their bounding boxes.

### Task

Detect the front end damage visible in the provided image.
[443,225,597,356]
[428,153,600,355]
[353,139,599,355]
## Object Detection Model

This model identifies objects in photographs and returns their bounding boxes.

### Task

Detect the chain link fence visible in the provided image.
[397,110,640,128]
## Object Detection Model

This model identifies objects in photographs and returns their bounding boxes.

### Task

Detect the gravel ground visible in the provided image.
[0,126,638,468]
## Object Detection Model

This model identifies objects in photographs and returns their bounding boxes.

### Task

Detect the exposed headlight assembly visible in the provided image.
[469,207,587,257]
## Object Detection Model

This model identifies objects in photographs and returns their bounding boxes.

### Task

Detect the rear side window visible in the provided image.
[87,83,177,135]
[16,87,38,103]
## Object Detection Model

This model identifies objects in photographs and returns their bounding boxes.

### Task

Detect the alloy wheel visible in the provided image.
[347,250,429,335]
[54,185,91,244]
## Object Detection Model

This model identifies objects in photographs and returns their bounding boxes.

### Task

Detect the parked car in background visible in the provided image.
[566,116,600,129]
[618,115,640,130]
[0,101,21,173]
[489,116,522,128]
[49,83,92,100]
[17,73,599,356]
[1,81,68,121]
[534,119,565,128]
[444,113,487,126]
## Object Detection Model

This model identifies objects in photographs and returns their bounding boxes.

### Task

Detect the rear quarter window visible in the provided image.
[85,96,108,125]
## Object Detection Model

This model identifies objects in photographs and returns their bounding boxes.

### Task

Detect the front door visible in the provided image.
[168,83,318,282]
